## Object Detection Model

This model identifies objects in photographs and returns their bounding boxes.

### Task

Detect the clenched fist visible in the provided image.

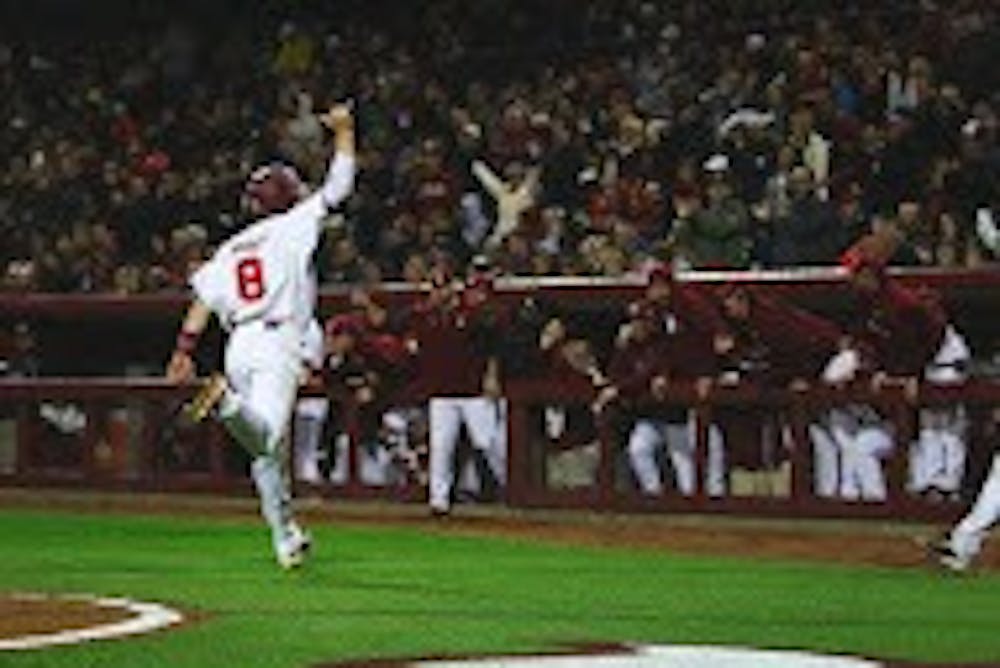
[320,103,354,133]
[166,350,196,384]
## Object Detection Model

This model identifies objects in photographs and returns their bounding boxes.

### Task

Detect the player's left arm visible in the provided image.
[284,103,357,240]
[317,103,356,209]
[166,300,212,383]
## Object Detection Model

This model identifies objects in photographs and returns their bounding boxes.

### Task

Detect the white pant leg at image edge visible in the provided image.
[950,454,1000,562]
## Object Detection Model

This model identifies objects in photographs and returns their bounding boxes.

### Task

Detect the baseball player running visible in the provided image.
[165,103,356,569]
[930,445,1000,572]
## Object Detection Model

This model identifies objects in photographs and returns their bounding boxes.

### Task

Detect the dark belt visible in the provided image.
[231,316,288,330]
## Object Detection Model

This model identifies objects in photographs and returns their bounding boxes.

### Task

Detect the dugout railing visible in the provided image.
[1,375,999,522]
[1,267,999,521]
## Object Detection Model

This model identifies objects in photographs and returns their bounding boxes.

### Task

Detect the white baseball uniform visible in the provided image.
[911,325,971,497]
[944,451,1000,569]
[189,152,355,559]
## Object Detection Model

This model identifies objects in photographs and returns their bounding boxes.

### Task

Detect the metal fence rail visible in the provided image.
[2,376,998,522]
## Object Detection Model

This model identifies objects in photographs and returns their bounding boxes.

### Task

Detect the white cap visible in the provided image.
[703,154,730,173]
[822,349,860,384]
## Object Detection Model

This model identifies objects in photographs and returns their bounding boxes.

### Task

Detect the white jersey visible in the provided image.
[190,154,355,339]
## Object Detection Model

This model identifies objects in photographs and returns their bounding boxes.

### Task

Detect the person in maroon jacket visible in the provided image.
[715,284,869,499]
[594,263,729,497]
[408,265,508,516]
[844,243,972,500]
[311,308,418,488]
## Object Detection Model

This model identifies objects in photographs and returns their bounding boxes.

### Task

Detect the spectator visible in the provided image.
[769,166,844,266]
[676,156,751,268]
[472,159,541,249]
[0,1,994,289]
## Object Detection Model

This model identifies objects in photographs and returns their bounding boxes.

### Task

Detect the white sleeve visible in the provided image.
[515,167,540,203]
[189,257,226,314]
[282,152,356,249]
[472,160,505,199]
[320,153,356,209]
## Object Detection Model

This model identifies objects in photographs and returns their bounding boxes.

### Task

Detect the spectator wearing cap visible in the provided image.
[675,155,751,268]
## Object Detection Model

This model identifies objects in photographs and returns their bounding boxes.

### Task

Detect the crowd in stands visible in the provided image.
[0,0,996,293]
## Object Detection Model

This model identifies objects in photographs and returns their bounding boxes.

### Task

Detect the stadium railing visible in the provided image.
[1,267,998,521]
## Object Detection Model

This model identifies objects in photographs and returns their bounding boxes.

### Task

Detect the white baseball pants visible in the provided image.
[428,397,507,512]
[627,414,726,497]
[911,325,971,495]
[219,322,301,553]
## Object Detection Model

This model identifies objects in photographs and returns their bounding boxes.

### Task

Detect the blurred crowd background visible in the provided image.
[0,0,996,294]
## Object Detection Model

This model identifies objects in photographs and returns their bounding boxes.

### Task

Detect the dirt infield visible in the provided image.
[0,595,129,639]
[0,487,996,572]
[0,592,187,650]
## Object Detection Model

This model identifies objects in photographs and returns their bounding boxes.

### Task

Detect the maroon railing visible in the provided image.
[1,268,998,520]
[1,376,998,522]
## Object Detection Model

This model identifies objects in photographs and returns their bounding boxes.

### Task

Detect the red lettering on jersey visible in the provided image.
[236,257,266,302]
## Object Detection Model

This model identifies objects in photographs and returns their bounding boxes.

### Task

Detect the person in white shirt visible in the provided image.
[471,159,540,249]
[165,103,355,569]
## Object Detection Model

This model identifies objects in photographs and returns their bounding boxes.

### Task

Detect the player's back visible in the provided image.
[192,197,323,332]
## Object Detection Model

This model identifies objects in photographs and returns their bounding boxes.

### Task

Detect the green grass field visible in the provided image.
[1,506,999,667]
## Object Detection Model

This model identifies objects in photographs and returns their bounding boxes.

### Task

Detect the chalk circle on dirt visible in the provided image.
[0,592,184,650]
[412,644,881,667]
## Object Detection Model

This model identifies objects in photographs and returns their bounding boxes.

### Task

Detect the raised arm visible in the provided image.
[517,165,541,198]
[317,103,357,209]
[472,159,505,199]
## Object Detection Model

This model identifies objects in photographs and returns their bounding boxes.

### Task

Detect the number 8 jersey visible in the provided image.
[190,154,356,337]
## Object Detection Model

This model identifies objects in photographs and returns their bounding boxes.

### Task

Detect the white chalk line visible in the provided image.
[0,592,184,651]
[416,644,882,667]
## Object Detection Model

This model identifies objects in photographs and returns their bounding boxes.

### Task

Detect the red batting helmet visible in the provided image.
[243,163,308,216]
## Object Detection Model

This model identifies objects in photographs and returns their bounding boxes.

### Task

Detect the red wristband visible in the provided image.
[175,331,199,354]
